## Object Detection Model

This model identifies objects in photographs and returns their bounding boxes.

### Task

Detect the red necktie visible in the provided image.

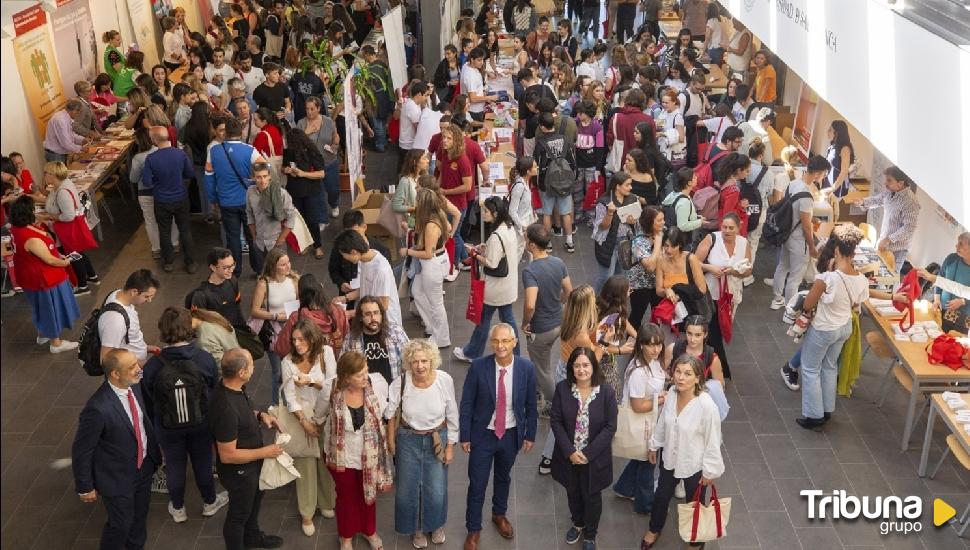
[495,368,507,440]
[128,389,144,469]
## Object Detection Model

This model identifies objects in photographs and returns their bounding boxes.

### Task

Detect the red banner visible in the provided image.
[12,5,47,37]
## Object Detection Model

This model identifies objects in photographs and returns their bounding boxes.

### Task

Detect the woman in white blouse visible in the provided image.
[161,16,187,72]
[508,156,538,260]
[250,248,299,406]
[313,351,392,550]
[612,324,667,515]
[641,355,724,549]
[280,319,337,536]
[386,340,459,548]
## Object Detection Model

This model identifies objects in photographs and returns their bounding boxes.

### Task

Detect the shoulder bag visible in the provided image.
[220,142,254,191]
[268,370,322,458]
[678,484,732,543]
[482,230,509,277]
[611,360,660,460]
[605,115,624,174]
[258,432,301,490]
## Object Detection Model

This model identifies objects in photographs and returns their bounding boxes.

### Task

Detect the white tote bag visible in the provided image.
[678,484,732,544]
[258,433,301,490]
[605,115,625,174]
[611,391,658,460]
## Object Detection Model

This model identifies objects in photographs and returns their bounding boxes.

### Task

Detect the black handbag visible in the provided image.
[234,325,266,360]
[482,230,509,278]
[257,277,276,349]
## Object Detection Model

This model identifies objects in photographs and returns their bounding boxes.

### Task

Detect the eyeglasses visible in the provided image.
[491,338,516,345]
[216,263,236,271]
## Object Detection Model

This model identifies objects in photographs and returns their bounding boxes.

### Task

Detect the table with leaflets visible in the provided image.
[918,392,970,476]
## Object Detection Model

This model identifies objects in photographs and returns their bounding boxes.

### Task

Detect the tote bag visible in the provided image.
[285,209,314,254]
[269,399,322,458]
[259,433,301,490]
[611,365,659,460]
[717,277,734,344]
[465,258,485,324]
[678,484,732,543]
[52,189,98,253]
[605,115,624,173]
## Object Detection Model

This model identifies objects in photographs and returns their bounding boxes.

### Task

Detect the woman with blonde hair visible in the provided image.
[537,285,615,475]
[282,318,337,536]
[313,351,392,550]
[386,340,458,548]
[403,188,452,348]
[250,247,300,405]
[770,144,800,205]
[392,149,429,231]
[39,161,99,294]
[190,308,239,362]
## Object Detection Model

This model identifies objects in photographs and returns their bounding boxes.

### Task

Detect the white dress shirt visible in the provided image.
[487,360,516,431]
[108,381,148,462]
[649,388,724,479]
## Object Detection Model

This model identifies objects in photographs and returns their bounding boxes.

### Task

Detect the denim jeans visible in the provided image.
[370,116,388,152]
[893,249,909,273]
[452,207,471,266]
[44,150,67,163]
[595,248,622,293]
[613,459,655,514]
[394,426,449,534]
[319,161,341,223]
[220,205,258,277]
[267,351,282,406]
[462,303,520,359]
[157,424,217,509]
[194,164,212,216]
[789,348,802,368]
[800,321,852,419]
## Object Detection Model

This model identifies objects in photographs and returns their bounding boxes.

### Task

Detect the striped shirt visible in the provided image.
[858,187,920,252]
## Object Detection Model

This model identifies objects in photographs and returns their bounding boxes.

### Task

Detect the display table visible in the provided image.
[862,301,970,450]
[704,63,728,94]
[918,393,970,476]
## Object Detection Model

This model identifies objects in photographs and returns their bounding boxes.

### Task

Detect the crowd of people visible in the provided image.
[1,1,967,550]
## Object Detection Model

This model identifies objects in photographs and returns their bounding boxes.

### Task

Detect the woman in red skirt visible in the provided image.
[314,351,392,550]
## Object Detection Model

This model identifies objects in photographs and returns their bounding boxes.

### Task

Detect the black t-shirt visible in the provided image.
[208,384,262,465]
[232,19,250,40]
[253,82,288,113]
[289,72,325,121]
[186,278,246,327]
[362,332,392,384]
[281,149,324,199]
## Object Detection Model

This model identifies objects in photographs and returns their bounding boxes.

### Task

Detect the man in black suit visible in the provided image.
[72,349,161,550]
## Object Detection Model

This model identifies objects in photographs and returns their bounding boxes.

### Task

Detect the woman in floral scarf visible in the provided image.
[313,351,392,550]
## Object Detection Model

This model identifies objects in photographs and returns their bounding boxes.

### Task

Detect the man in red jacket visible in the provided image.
[605,88,656,161]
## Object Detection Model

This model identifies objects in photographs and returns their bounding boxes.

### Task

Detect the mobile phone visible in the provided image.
[66,251,83,262]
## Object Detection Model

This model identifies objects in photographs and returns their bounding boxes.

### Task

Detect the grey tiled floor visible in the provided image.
[3,149,970,549]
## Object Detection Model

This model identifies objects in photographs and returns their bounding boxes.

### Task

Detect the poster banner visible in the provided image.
[12,5,67,137]
[343,70,362,200]
[52,0,98,93]
[380,6,408,93]
[792,82,819,161]
[126,0,160,68]
[196,0,214,24]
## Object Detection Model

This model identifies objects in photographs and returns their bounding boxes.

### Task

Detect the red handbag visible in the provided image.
[926,334,969,370]
[51,189,98,254]
[530,179,543,210]
[582,175,605,211]
[465,257,485,325]
[717,277,734,344]
[894,270,920,332]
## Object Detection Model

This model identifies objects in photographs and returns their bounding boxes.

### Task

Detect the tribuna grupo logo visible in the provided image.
[801,490,923,535]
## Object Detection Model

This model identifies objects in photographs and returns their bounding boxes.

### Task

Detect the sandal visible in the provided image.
[640,532,659,549]
[366,534,384,550]
[430,527,446,544]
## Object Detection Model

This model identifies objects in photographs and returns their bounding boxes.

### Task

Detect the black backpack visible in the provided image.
[153,355,207,429]
[78,296,130,376]
[538,133,576,197]
[740,165,769,232]
[761,187,812,247]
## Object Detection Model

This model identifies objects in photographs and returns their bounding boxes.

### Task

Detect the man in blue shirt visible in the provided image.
[205,118,265,277]
[142,126,197,273]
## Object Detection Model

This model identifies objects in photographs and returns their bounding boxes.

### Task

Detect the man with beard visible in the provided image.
[341,296,409,384]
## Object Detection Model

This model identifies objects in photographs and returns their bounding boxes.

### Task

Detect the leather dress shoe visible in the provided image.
[463,531,480,550]
[492,514,514,539]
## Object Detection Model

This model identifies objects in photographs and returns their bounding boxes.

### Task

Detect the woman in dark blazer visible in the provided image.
[551,347,619,550]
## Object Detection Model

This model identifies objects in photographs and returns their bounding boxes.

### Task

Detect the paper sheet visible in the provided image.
[283,299,300,318]
[615,201,642,223]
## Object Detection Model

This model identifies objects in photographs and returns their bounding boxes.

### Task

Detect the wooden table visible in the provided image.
[863,301,970,450]
[661,19,682,40]
[704,63,729,94]
[919,393,970,476]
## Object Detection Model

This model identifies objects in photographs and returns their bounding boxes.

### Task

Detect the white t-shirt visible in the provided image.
[98,290,147,363]
[576,62,598,81]
[622,358,667,406]
[678,89,706,118]
[398,98,423,150]
[385,371,460,443]
[706,18,723,49]
[163,31,186,64]
[239,67,266,98]
[784,179,815,243]
[205,63,237,92]
[701,116,732,144]
[359,251,403,329]
[812,270,869,331]
[664,78,687,92]
[460,64,486,114]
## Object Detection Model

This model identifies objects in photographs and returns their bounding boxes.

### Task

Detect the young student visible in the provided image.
[573,100,605,224]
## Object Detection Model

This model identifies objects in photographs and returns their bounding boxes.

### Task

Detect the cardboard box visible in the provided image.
[352,181,398,260]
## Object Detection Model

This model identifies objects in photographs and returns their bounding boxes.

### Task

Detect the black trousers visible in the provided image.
[631,287,664,332]
[564,463,603,540]
[217,460,265,550]
[644,19,661,41]
[154,198,195,266]
[708,306,732,379]
[69,252,97,288]
[99,456,155,550]
[616,5,637,43]
[648,452,705,545]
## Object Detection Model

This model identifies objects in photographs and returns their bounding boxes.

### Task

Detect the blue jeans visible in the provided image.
[893,249,909,273]
[452,207,471,266]
[394,426,449,534]
[708,47,725,66]
[319,161,341,223]
[789,348,802,368]
[291,193,325,248]
[157,424,217,509]
[370,116,388,152]
[800,321,852,419]
[462,303,520,359]
[595,249,622,293]
[267,351,282,406]
[220,205,258,278]
[613,459,655,514]
[194,164,212,216]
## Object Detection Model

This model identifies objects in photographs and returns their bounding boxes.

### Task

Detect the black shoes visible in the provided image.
[244,533,283,549]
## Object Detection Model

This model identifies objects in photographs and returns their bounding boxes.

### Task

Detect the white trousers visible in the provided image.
[412,253,451,347]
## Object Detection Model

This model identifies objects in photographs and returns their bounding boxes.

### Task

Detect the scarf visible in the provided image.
[325,380,392,504]
[259,180,286,222]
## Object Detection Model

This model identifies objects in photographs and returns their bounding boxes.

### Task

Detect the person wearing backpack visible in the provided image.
[535,112,579,253]
[768,155,831,309]
[141,307,227,524]
[99,269,162,366]
[712,152,751,236]
[593,172,639,292]
[660,168,704,249]
[693,126,743,191]
[741,140,771,286]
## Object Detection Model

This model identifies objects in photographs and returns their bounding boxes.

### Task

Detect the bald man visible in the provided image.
[72,349,162,550]
[142,125,198,273]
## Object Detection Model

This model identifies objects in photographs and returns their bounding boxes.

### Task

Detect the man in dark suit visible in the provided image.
[459,323,538,550]
[72,349,161,550]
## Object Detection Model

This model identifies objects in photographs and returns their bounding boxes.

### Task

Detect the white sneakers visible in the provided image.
[36,337,50,345]
[202,491,230,517]
[302,520,316,537]
[49,340,78,354]
[320,508,335,519]
[452,347,472,363]
[769,296,786,310]
[331,207,340,217]
[168,502,188,523]
[444,268,459,282]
